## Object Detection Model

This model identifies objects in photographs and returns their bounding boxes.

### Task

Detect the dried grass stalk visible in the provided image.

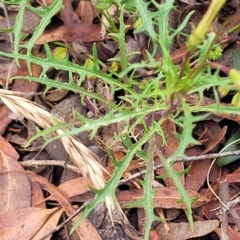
[0,89,116,213]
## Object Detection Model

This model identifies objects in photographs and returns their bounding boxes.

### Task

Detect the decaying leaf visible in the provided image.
[0,207,59,240]
[28,172,102,240]
[31,208,64,240]
[155,220,219,240]
[36,24,104,44]
[0,148,31,216]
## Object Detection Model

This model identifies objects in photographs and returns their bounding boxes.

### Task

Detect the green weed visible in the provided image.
[1,0,238,239]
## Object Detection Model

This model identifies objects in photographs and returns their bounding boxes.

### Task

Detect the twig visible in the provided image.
[227,197,240,209]
[20,160,80,173]
[120,149,240,184]
[219,179,229,240]
[20,149,240,185]
[219,180,240,234]
[174,150,240,162]
[0,3,13,46]
[228,207,240,231]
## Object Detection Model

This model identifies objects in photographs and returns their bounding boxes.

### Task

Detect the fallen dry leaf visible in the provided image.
[149,229,160,240]
[30,180,46,208]
[185,125,226,192]
[60,0,81,26]
[215,226,240,239]
[153,46,187,64]
[0,207,59,240]
[75,1,94,24]
[0,59,18,85]
[201,124,227,155]
[0,134,19,160]
[55,177,91,199]
[0,105,13,135]
[185,148,212,191]
[28,172,102,240]
[155,220,219,240]
[220,168,240,183]
[31,207,64,240]
[0,149,31,216]
[36,24,103,44]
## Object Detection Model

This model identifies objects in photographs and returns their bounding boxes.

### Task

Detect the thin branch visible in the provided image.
[120,149,240,184]
[219,179,229,240]
[20,149,240,185]
[174,150,240,162]
[20,160,80,173]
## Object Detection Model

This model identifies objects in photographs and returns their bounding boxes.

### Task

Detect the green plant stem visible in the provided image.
[187,0,226,51]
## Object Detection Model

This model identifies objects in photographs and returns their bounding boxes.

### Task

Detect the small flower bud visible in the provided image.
[229,69,240,90]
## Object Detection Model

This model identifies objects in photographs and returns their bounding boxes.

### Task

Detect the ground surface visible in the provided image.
[1,0,240,239]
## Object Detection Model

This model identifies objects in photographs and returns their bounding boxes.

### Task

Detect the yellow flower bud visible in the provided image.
[229,69,240,90]
[231,92,240,108]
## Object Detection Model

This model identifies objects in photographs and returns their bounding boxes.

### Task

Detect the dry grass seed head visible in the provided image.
[0,89,121,219]
[0,89,107,188]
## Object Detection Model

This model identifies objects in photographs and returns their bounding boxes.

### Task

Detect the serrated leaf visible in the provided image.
[133,0,157,38]
[72,126,159,233]
[171,101,205,160]
[0,49,135,95]
[156,149,196,230]
[11,0,29,66]
[24,1,63,58]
